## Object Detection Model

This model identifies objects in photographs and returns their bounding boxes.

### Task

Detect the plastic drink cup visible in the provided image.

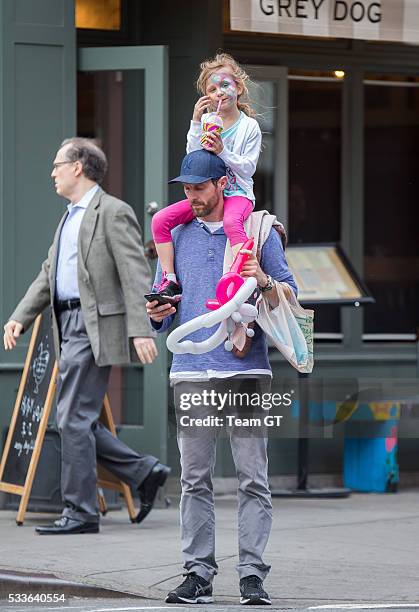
[201,112,223,148]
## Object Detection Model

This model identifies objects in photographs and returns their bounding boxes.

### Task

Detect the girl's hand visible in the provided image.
[193,96,211,122]
[201,131,224,155]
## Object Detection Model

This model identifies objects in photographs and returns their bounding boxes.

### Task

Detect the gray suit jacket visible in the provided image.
[10,187,155,366]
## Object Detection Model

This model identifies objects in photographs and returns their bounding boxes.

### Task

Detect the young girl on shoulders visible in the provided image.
[151,53,261,301]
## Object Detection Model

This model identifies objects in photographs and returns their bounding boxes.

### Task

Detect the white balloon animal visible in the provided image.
[166,277,258,355]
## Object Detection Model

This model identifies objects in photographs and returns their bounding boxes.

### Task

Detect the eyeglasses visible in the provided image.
[52,161,75,170]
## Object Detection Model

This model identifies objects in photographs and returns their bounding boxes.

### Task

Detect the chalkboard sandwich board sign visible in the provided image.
[0,309,57,524]
[0,309,137,524]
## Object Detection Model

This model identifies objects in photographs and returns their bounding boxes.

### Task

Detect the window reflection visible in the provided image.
[248,80,276,214]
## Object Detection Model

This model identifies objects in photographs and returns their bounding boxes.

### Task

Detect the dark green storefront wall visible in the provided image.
[0,0,76,471]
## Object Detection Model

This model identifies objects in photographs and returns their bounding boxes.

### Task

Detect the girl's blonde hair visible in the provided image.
[196,52,255,117]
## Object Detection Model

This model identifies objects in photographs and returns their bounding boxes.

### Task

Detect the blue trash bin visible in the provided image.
[343,403,399,493]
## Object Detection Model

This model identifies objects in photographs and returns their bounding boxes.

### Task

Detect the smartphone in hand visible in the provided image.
[144,293,180,306]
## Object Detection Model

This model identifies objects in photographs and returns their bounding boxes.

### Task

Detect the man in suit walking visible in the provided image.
[3,137,170,535]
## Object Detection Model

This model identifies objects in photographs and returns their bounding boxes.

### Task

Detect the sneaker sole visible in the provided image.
[165,594,214,604]
[240,596,272,605]
[36,527,99,535]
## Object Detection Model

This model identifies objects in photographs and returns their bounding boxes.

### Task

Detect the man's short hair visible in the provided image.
[61,137,108,184]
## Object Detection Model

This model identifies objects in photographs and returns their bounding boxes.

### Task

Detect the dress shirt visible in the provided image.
[55,184,99,301]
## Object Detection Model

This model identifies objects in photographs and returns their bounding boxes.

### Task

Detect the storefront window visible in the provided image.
[288,71,342,244]
[364,74,419,336]
[76,0,121,31]
[288,71,343,335]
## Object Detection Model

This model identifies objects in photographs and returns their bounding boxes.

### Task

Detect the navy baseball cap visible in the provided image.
[168,149,227,184]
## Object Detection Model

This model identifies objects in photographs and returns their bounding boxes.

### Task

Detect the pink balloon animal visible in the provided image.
[206,238,254,311]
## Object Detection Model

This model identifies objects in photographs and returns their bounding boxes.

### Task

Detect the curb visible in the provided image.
[0,569,144,600]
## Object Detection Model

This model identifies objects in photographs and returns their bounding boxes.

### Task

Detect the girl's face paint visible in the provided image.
[205,70,241,112]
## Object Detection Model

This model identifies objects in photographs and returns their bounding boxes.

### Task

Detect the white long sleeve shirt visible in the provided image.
[186,111,262,203]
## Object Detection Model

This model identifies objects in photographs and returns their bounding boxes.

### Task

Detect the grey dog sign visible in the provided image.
[230,0,419,44]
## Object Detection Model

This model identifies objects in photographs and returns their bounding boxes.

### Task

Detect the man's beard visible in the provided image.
[190,194,218,218]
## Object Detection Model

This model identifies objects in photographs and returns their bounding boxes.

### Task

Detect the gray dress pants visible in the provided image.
[56,307,158,523]
[174,377,273,583]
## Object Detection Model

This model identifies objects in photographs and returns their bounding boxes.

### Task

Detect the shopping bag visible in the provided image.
[258,282,314,373]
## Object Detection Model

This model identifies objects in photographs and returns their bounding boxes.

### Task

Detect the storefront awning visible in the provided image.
[230,0,419,44]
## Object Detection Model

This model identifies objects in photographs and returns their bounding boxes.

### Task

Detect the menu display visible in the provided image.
[286,244,373,304]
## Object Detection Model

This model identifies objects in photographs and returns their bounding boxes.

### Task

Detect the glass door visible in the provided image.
[78,46,169,460]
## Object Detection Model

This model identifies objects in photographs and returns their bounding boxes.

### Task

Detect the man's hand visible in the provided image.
[3,320,24,351]
[240,256,281,308]
[132,337,158,365]
[240,255,268,288]
[146,300,176,323]
[201,131,224,155]
[192,96,211,122]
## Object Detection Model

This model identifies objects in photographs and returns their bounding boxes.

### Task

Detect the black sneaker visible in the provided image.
[239,575,271,605]
[165,573,213,604]
[152,272,182,305]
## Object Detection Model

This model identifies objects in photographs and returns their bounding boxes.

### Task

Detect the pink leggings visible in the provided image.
[152,195,253,247]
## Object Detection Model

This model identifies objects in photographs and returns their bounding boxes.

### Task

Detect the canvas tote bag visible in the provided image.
[258,281,314,374]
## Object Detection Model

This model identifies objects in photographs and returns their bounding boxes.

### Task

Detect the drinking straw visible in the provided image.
[216,98,222,115]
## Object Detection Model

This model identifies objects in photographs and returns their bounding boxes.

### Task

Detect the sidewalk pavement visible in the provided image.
[1,487,419,609]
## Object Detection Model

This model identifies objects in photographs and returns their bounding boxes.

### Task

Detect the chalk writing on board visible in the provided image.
[13,393,44,456]
[32,342,50,394]
[1,308,55,487]
[14,438,36,457]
